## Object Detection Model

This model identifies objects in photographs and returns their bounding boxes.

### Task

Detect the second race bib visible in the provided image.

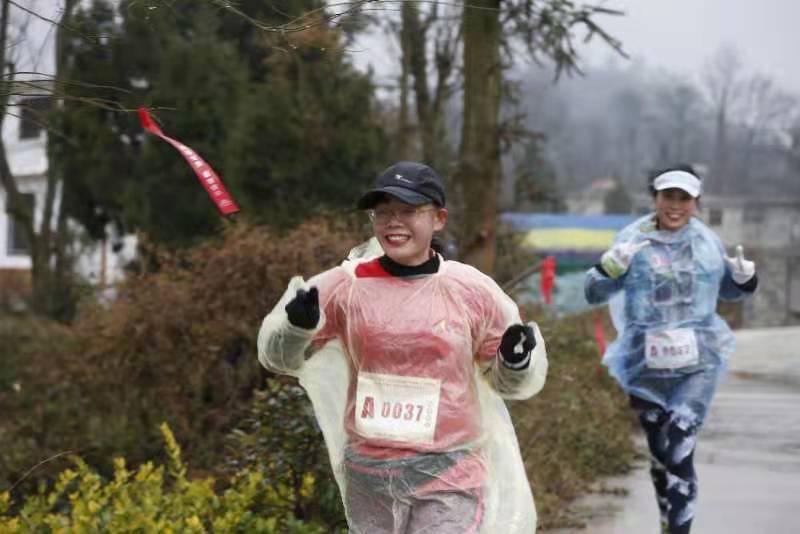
[645,328,699,369]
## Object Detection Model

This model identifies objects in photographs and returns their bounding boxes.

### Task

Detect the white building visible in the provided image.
[0,2,136,308]
[697,195,800,328]
[0,96,136,307]
[0,97,49,272]
[0,96,49,307]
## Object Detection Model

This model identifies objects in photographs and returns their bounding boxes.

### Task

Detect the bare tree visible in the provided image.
[789,119,800,176]
[457,1,623,272]
[610,87,644,182]
[650,77,705,166]
[735,73,797,181]
[391,1,459,167]
[702,45,745,194]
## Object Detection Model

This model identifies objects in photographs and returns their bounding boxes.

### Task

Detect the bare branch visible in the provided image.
[501,1,626,78]
[5,74,133,94]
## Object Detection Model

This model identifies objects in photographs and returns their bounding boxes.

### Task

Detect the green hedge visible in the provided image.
[0,424,333,533]
[0,219,636,530]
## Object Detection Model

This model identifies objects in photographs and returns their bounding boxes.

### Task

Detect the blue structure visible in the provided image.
[500,212,638,315]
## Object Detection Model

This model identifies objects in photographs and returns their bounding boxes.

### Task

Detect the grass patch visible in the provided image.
[512,310,639,529]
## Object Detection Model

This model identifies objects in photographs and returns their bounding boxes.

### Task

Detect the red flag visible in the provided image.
[593,310,607,356]
[138,108,240,216]
[540,255,556,305]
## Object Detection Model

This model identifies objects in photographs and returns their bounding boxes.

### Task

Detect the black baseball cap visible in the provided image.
[357,161,446,209]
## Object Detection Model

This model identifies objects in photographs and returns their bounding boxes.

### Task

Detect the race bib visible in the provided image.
[645,328,699,369]
[355,372,441,445]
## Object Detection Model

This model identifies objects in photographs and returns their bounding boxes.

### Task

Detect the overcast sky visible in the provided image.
[582,0,800,94]
[351,0,800,96]
[17,0,800,96]
[10,0,58,76]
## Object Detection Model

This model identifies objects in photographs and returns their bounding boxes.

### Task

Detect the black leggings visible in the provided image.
[630,396,699,534]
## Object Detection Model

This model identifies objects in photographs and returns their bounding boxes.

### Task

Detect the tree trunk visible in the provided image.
[397,4,455,167]
[710,99,728,195]
[41,0,79,319]
[0,0,77,318]
[0,0,37,265]
[396,13,412,159]
[457,0,502,274]
[402,3,435,163]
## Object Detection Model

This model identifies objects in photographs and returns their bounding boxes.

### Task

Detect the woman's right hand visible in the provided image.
[600,240,651,279]
[285,287,320,329]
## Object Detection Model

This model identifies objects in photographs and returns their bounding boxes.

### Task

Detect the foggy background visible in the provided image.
[351,0,800,203]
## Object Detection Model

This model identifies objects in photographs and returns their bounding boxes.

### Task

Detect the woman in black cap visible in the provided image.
[258,161,549,533]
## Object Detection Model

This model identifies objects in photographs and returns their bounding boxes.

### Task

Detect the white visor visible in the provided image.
[653,170,701,198]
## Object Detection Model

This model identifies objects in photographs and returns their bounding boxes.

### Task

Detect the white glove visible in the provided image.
[724,245,756,284]
[600,239,650,279]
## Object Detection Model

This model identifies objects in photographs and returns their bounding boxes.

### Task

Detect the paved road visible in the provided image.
[549,326,800,534]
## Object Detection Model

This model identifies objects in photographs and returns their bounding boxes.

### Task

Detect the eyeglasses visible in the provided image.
[367,206,437,225]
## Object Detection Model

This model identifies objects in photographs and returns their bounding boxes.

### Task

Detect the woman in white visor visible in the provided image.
[584,165,758,534]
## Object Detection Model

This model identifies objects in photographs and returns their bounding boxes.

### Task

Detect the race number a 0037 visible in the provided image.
[138,108,240,216]
[355,372,441,445]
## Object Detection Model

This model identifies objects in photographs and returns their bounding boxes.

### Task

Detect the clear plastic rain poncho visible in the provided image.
[585,215,751,423]
[258,239,548,533]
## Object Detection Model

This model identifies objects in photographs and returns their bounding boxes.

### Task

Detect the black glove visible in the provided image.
[285,287,319,329]
[498,324,536,367]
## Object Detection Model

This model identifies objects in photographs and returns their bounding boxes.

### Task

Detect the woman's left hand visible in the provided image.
[724,245,756,284]
[498,324,536,367]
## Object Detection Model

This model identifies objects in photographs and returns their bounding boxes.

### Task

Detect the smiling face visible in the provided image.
[655,188,697,231]
[370,197,447,266]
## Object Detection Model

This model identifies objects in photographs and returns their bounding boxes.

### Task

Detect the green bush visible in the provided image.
[0,423,336,533]
[0,316,80,494]
[224,379,346,529]
[0,218,363,495]
[512,309,638,528]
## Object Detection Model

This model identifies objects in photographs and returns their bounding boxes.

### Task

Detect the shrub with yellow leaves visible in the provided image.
[0,423,340,533]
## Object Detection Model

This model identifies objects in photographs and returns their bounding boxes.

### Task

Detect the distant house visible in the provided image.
[0,96,136,308]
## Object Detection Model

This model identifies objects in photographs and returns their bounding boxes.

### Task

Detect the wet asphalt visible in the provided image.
[548,326,800,534]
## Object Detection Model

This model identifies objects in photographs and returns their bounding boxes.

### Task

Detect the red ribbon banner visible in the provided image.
[138,107,240,216]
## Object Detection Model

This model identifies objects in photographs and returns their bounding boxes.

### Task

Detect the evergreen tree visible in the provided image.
[55,2,139,242]
[51,0,387,247]
[122,1,249,246]
[225,25,388,227]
